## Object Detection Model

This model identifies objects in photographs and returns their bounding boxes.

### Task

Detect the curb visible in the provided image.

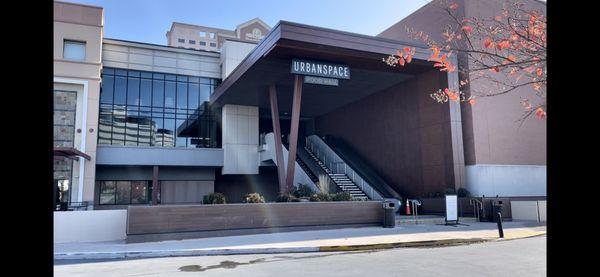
[54,231,546,260]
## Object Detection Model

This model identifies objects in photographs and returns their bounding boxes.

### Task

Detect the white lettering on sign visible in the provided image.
[291,59,350,79]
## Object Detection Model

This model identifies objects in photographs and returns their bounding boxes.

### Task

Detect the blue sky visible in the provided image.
[63,0,431,45]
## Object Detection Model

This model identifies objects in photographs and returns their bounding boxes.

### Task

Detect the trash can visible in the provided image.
[382,200,396,228]
[492,200,503,222]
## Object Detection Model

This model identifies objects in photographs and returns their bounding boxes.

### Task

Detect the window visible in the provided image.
[209,32,216,39]
[199,31,206,37]
[63,40,86,61]
[98,181,151,205]
[178,38,185,43]
[199,41,206,46]
[189,40,196,45]
[99,67,221,148]
[210,42,216,47]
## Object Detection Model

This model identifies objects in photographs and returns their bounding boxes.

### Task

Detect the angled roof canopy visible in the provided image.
[210,21,438,118]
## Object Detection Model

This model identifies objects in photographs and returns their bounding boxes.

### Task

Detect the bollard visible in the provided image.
[496,212,504,238]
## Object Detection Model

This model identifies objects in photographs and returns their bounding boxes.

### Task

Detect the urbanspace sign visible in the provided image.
[291,59,350,87]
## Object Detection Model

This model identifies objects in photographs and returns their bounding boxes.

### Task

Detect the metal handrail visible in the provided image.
[469,198,483,221]
[408,199,422,224]
[306,136,384,200]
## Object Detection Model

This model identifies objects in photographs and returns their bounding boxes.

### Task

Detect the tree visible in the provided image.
[383,0,546,122]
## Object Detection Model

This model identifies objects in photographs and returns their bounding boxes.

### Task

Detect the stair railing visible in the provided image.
[306,135,383,200]
[469,198,483,222]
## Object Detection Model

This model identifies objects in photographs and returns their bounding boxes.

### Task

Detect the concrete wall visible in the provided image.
[511,200,546,222]
[102,39,221,79]
[222,105,259,174]
[466,164,546,197]
[54,1,104,204]
[96,145,223,167]
[220,40,257,79]
[54,210,127,243]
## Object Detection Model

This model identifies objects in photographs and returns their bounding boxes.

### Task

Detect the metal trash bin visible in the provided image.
[492,200,504,222]
[382,200,397,228]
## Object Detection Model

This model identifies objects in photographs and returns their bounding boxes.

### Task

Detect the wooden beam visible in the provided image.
[285,75,303,192]
[152,166,159,205]
[269,84,287,194]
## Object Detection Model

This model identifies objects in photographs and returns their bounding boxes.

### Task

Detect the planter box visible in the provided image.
[126,201,383,243]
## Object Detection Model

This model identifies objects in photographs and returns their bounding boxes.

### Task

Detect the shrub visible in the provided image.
[309,192,331,202]
[331,192,353,201]
[276,193,298,202]
[444,188,456,195]
[203,192,226,204]
[457,188,471,198]
[293,184,315,198]
[244,192,265,203]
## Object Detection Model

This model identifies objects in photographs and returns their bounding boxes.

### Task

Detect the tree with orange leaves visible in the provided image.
[384,0,546,122]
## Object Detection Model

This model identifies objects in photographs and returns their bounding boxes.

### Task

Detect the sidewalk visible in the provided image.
[54,221,546,260]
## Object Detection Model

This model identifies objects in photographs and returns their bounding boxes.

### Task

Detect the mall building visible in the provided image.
[53,0,546,210]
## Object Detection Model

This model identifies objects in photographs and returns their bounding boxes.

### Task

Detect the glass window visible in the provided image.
[100,75,114,104]
[103,68,115,75]
[131,181,149,204]
[199,41,206,46]
[127,77,140,106]
[189,40,196,45]
[151,117,163,147]
[140,79,152,107]
[176,119,187,147]
[152,80,164,107]
[63,40,86,61]
[116,181,131,204]
[188,83,199,110]
[163,118,175,147]
[165,81,176,108]
[114,76,127,105]
[99,181,116,205]
[178,38,185,43]
[200,84,211,103]
[177,82,187,110]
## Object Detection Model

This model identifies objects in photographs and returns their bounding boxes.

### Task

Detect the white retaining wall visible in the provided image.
[510,200,547,222]
[466,164,546,197]
[54,210,127,243]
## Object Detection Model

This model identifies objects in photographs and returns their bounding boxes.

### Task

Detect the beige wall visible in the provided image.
[54,1,103,204]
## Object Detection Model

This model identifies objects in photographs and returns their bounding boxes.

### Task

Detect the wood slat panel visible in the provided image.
[127,201,384,235]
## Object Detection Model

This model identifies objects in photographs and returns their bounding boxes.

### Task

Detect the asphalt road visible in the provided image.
[54,235,546,277]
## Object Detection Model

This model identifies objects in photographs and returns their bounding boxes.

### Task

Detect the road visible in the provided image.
[55,235,546,277]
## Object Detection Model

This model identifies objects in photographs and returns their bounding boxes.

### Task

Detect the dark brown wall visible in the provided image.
[214,166,279,202]
[378,0,546,166]
[315,70,457,198]
[127,201,383,235]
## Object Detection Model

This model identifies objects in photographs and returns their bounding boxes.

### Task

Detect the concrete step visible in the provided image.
[395,215,479,225]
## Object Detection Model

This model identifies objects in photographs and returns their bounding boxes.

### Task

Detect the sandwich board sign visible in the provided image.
[445,194,458,224]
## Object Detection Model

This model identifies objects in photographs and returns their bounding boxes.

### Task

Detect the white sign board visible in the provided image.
[445,195,458,221]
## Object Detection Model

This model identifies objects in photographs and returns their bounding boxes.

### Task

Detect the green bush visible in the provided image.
[457,188,471,198]
[244,192,265,203]
[444,188,456,195]
[276,193,298,202]
[292,184,315,198]
[309,192,332,202]
[331,192,353,201]
[203,192,226,204]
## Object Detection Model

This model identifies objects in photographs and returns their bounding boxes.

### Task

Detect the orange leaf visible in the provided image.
[399,56,405,66]
[483,37,494,49]
[468,98,476,105]
[461,25,473,35]
[404,47,411,54]
[406,55,412,63]
[449,2,459,10]
[535,107,546,119]
[536,68,543,76]
[497,40,511,50]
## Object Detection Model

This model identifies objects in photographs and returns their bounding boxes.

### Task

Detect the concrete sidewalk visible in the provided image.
[54,221,546,260]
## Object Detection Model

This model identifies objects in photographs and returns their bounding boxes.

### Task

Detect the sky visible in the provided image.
[62,0,431,45]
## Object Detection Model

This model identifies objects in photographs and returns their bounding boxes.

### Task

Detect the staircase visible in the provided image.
[296,156,319,184]
[304,146,369,201]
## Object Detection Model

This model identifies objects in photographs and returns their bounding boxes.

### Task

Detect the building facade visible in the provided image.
[53,0,546,211]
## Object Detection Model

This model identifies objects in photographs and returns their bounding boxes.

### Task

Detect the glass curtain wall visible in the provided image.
[98,68,221,148]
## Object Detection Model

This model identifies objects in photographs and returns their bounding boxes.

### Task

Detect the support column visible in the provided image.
[285,75,303,192]
[152,165,159,205]
[269,84,287,194]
